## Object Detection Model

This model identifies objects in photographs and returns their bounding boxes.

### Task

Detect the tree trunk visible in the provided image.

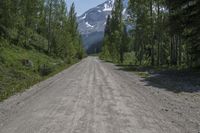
[150,0,154,66]
[157,1,160,66]
[48,0,52,54]
[178,35,182,66]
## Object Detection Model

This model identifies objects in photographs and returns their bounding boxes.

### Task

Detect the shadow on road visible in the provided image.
[116,65,200,93]
[116,64,154,72]
[143,71,200,93]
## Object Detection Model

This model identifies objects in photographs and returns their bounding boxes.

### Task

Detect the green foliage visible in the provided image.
[100,0,129,63]
[168,0,200,66]
[136,72,150,78]
[0,0,85,101]
[0,46,68,101]
[0,0,85,60]
[123,52,137,65]
[126,0,200,68]
[38,64,54,76]
[101,0,199,69]
[100,36,111,61]
[30,32,48,52]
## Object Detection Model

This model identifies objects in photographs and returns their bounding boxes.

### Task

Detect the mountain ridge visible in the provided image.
[78,0,129,52]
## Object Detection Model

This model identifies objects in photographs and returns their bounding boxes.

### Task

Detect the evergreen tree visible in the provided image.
[68,3,85,60]
[0,0,85,62]
[120,25,129,63]
[100,0,199,68]
[101,0,127,63]
[167,0,200,67]
[100,15,111,60]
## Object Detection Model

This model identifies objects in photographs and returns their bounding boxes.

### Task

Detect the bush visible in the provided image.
[21,59,34,68]
[0,47,6,64]
[8,28,19,44]
[0,37,9,47]
[38,64,53,76]
[0,54,5,64]
[0,24,8,37]
[29,32,48,52]
[7,28,48,52]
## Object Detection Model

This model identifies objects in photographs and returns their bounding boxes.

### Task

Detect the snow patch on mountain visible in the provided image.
[86,22,94,28]
[103,4,112,11]
[78,0,129,50]
[122,8,126,15]
[80,14,87,20]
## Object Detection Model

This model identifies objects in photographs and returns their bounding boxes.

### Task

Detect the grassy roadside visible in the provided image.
[0,45,79,102]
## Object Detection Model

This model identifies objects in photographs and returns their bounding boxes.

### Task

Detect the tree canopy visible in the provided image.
[0,0,85,61]
[101,0,200,68]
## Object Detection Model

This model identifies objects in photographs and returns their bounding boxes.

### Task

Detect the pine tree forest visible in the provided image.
[0,0,84,61]
[100,0,200,68]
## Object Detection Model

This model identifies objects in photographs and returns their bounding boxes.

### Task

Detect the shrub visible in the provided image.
[38,64,53,76]
[29,32,48,52]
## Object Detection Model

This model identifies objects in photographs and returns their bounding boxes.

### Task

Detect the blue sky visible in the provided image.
[66,0,106,16]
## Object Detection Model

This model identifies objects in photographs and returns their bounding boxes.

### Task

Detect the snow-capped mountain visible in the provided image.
[78,0,129,51]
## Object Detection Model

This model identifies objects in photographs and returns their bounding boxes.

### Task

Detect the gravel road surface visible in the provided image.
[0,57,199,133]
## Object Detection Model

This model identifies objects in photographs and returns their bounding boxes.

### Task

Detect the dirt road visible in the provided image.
[0,57,199,133]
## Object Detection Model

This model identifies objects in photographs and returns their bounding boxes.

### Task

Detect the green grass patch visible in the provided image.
[135,72,150,78]
[0,45,77,102]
